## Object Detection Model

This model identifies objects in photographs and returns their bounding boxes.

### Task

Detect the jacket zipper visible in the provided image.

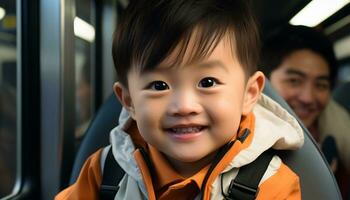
[199,140,236,200]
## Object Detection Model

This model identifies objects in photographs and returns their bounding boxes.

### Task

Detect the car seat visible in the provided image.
[69,80,341,199]
[333,81,350,113]
[69,94,122,184]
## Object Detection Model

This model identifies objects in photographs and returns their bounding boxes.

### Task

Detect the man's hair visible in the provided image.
[112,0,260,87]
[260,25,338,88]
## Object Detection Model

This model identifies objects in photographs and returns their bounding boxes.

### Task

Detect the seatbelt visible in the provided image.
[99,148,125,200]
[222,149,275,200]
[100,147,275,200]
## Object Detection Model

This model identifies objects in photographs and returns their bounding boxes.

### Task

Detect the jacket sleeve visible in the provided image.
[257,163,301,200]
[55,149,103,200]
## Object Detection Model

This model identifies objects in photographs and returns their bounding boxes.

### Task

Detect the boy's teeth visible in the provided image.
[171,127,201,133]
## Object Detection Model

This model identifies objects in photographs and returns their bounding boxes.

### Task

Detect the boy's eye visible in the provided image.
[148,81,169,90]
[198,77,218,88]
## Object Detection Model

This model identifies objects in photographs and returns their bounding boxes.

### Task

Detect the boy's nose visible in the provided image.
[167,91,202,116]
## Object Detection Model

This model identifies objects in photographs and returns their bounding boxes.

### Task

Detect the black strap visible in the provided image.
[223,149,275,200]
[200,128,250,200]
[99,140,274,200]
[201,141,235,197]
[99,148,125,200]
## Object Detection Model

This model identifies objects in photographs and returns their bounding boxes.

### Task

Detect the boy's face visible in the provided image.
[115,35,264,170]
[270,49,331,128]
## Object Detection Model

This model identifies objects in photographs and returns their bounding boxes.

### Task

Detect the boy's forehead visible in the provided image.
[154,60,230,74]
[155,32,236,70]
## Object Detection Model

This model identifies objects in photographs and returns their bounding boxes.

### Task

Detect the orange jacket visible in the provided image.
[56,94,304,199]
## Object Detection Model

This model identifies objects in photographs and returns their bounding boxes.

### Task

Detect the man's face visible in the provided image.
[115,35,263,170]
[270,49,331,128]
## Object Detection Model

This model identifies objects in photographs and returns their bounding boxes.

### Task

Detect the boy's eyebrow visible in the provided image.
[197,60,229,72]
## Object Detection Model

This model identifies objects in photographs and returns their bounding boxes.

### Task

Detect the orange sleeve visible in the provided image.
[55,149,103,200]
[257,163,301,200]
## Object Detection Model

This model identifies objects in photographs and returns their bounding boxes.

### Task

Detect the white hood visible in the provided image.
[228,94,304,169]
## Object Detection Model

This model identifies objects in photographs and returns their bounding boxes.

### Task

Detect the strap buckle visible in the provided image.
[224,179,259,200]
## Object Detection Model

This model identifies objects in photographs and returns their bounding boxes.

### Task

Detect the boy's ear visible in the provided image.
[242,71,265,115]
[113,82,135,118]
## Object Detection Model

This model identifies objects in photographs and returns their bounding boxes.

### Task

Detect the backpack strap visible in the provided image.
[99,147,125,200]
[222,149,275,200]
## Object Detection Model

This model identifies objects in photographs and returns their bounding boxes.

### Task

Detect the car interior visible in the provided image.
[1,0,349,199]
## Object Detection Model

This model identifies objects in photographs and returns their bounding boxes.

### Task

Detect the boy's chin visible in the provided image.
[168,149,218,164]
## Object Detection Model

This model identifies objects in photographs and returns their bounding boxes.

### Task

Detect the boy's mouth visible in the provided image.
[164,125,208,141]
[168,126,205,134]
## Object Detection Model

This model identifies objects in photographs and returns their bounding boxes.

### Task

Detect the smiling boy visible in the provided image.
[56,0,304,199]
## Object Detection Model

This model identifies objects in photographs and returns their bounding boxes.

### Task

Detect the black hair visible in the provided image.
[112,0,260,87]
[260,25,338,88]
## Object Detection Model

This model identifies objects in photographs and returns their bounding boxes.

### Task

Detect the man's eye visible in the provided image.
[316,82,330,91]
[286,78,301,87]
[198,77,218,88]
[148,81,169,90]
